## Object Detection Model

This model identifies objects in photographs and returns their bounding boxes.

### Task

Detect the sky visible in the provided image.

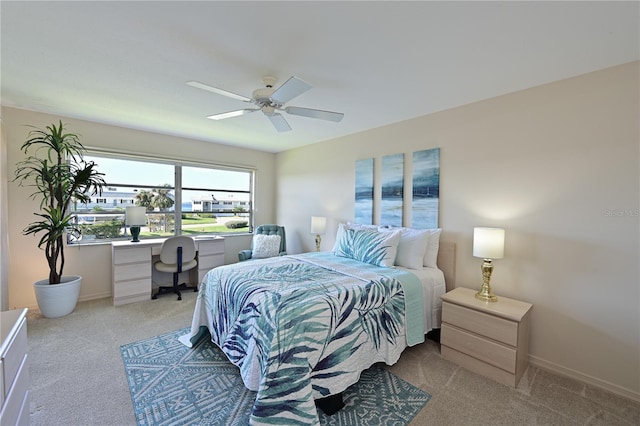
[84,155,250,191]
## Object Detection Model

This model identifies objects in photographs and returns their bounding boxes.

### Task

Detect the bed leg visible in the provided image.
[315,392,345,415]
[426,328,441,343]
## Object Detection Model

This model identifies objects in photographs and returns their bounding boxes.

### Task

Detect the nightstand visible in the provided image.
[440,287,533,387]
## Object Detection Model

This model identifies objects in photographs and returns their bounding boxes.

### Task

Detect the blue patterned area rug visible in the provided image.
[121,328,431,426]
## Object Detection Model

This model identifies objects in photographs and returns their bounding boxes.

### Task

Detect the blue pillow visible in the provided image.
[335,228,401,267]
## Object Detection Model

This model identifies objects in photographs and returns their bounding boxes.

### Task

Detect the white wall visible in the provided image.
[2,62,637,400]
[276,62,640,399]
[3,107,275,309]
[0,119,9,311]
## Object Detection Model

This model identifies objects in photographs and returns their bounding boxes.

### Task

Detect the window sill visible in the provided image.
[68,232,252,246]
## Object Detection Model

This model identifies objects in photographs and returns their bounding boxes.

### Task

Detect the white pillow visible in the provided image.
[332,223,348,253]
[252,234,282,259]
[347,222,379,231]
[423,228,442,268]
[335,228,401,267]
[382,227,430,270]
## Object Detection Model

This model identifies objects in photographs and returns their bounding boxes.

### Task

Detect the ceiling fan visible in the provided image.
[187,76,344,132]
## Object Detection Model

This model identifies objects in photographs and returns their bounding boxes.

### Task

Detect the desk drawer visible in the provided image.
[114,263,150,282]
[114,247,151,264]
[198,240,224,256]
[441,323,516,373]
[198,254,224,270]
[443,302,518,346]
[114,278,150,298]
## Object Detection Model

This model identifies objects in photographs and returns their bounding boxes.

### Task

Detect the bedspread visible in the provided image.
[179,252,424,425]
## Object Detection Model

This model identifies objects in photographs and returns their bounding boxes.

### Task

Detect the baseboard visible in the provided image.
[79,291,111,303]
[529,355,640,403]
[18,291,113,313]
[22,302,38,312]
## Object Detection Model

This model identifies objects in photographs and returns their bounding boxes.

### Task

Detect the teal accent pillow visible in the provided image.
[335,228,401,267]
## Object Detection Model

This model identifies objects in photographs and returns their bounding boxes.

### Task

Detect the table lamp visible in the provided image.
[311,216,327,251]
[125,206,147,243]
[473,227,505,302]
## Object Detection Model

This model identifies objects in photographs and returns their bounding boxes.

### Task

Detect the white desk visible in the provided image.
[111,237,225,305]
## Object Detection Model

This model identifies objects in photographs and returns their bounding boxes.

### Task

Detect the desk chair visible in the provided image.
[238,224,287,261]
[152,236,198,300]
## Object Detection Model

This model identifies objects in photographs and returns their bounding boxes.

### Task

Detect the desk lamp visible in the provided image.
[311,216,327,251]
[473,227,505,302]
[125,206,147,243]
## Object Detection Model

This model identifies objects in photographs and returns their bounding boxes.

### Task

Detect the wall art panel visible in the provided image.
[354,158,374,224]
[412,148,440,228]
[381,153,404,227]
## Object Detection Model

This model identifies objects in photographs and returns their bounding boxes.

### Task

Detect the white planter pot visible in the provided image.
[33,275,82,318]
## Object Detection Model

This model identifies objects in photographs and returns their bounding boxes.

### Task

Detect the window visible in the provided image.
[69,153,253,243]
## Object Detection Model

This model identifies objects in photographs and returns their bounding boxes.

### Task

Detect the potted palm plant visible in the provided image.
[14,121,105,318]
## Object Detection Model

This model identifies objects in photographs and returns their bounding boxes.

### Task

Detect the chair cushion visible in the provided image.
[252,234,282,259]
[154,258,198,273]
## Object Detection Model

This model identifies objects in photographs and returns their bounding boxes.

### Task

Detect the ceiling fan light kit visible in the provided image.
[206,109,255,120]
[188,75,344,132]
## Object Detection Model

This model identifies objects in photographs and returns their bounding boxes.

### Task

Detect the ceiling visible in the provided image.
[2,1,638,153]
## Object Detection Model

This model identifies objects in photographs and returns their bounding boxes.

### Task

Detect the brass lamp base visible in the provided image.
[315,234,321,252]
[475,287,498,302]
[475,258,498,302]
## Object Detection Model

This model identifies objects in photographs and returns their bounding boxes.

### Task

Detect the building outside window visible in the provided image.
[69,153,253,243]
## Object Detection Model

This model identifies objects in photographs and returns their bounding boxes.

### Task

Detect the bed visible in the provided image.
[179,225,455,425]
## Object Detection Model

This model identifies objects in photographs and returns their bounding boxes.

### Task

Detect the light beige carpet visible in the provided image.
[26,293,640,425]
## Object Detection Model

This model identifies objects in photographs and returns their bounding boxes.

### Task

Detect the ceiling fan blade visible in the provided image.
[187,81,252,102]
[207,109,259,120]
[270,76,312,105]
[266,113,292,132]
[284,106,344,122]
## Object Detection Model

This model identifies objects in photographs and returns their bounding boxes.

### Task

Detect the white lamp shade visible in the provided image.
[473,227,505,259]
[125,206,147,226]
[311,216,327,234]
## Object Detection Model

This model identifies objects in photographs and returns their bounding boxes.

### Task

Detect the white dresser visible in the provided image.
[112,237,225,305]
[0,308,29,426]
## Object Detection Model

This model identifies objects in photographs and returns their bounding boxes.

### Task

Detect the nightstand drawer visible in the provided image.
[443,301,518,346]
[441,346,517,387]
[441,323,516,372]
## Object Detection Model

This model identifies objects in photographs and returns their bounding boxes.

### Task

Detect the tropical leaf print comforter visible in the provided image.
[179,252,424,425]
